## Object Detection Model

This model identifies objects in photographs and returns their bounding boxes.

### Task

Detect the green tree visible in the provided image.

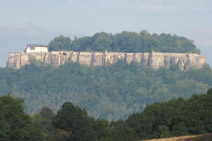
[0,95,44,141]
[158,125,171,138]
[71,37,92,51]
[48,35,72,51]
[111,120,135,141]
[91,32,113,51]
[40,106,55,138]
[52,102,97,141]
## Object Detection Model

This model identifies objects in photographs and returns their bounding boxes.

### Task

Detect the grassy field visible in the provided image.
[143,133,212,141]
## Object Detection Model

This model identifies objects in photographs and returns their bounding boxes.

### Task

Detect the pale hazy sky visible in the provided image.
[0,0,212,67]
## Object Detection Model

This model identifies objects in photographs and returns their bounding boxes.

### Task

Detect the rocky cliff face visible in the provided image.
[7,51,206,71]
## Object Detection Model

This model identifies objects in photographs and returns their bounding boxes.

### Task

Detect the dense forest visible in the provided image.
[2,89,212,140]
[0,61,212,121]
[48,30,200,53]
[49,89,212,140]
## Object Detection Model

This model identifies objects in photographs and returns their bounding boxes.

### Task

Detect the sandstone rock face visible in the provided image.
[7,51,206,71]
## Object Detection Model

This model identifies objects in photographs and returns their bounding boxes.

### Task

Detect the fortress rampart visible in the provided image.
[7,51,206,71]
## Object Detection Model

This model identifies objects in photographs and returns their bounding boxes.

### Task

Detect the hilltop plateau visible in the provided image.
[1,31,212,121]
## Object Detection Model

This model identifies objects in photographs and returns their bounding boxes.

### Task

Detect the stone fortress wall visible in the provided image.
[7,51,206,71]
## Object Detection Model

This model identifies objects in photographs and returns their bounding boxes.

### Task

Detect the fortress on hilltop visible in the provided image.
[7,44,206,71]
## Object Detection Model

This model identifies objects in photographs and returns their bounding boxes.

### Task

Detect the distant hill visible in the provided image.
[48,30,200,53]
[1,31,211,121]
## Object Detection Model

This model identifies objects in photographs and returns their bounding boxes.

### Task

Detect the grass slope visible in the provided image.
[143,133,212,141]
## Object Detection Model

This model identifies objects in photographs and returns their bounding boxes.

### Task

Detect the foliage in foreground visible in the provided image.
[46,89,212,141]
[124,89,212,140]
[1,89,212,141]
[0,95,44,140]
[49,102,112,141]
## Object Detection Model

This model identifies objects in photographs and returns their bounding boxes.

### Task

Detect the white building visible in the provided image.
[25,44,48,53]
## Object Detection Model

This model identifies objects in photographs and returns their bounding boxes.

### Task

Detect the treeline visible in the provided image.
[49,89,212,140]
[2,89,212,140]
[124,89,212,140]
[48,30,200,53]
[0,61,211,121]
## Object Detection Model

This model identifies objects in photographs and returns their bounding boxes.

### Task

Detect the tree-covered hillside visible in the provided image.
[48,30,200,53]
[0,61,211,121]
[1,89,212,141]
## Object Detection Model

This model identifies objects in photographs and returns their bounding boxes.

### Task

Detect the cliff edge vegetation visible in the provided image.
[48,30,200,53]
[8,30,204,70]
